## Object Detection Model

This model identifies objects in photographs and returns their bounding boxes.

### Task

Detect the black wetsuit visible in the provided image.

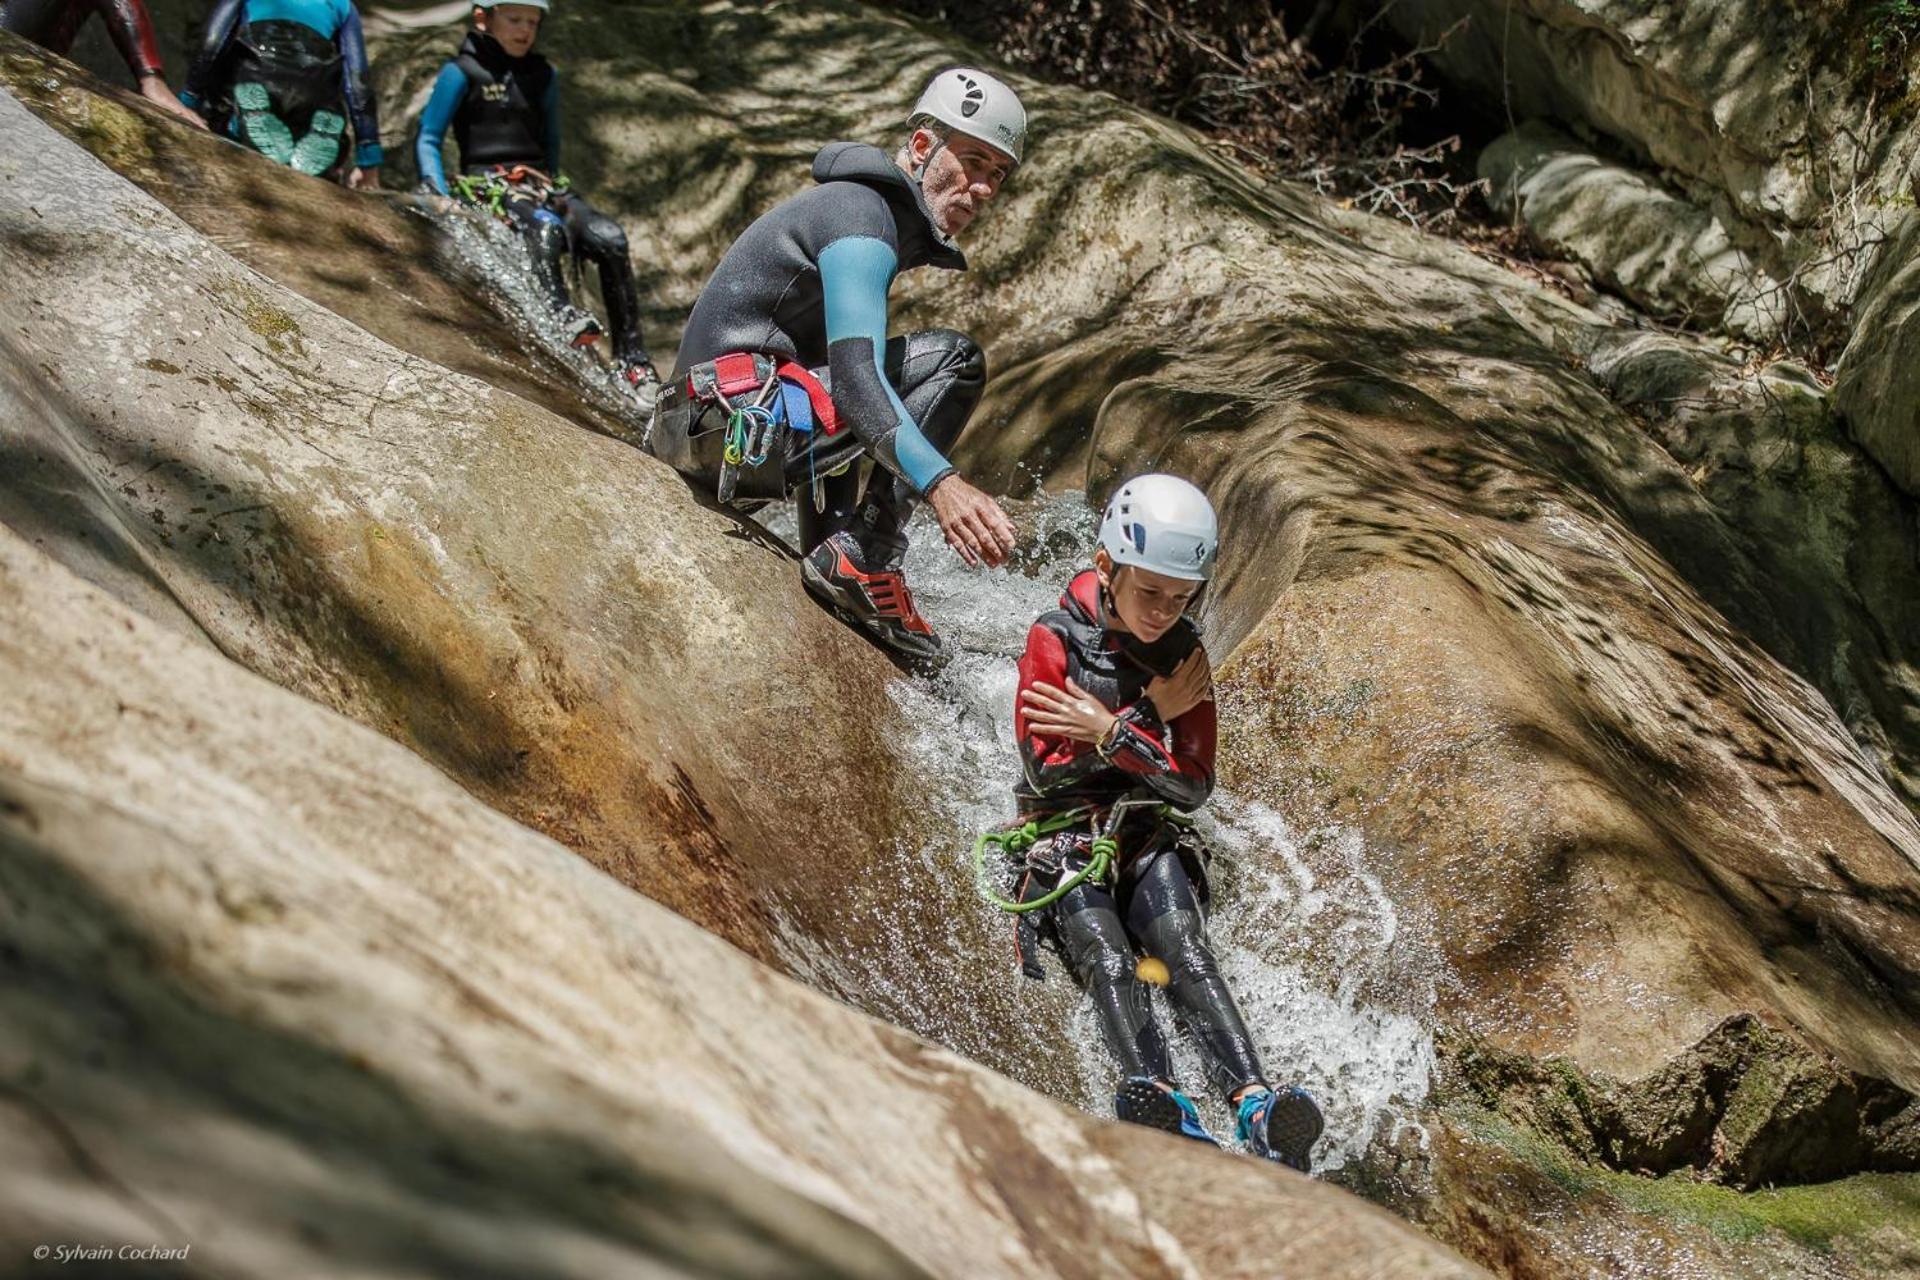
[651,142,984,557]
[414,31,649,369]
[1013,570,1268,1098]
[1,0,165,81]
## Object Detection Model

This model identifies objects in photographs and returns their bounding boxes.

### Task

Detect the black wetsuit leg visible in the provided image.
[793,328,984,555]
[1125,847,1269,1098]
[1052,873,1174,1084]
[554,191,647,365]
[495,189,572,314]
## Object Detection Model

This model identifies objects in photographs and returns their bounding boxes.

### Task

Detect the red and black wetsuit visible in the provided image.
[2,0,166,82]
[1016,569,1216,818]
[1010,569,1269,1098]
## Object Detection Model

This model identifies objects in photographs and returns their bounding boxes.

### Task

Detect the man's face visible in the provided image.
[476,4,543,56]
[912,128,1013,237]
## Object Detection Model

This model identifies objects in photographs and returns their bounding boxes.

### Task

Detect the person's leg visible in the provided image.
[791,330,979,658]
[1125,847,1268,1099]
[1126,846,1324,1169]
[496,189,596,346]
[1054,879,1173,1085]
[555,192,651,371]
[794,466,863,556]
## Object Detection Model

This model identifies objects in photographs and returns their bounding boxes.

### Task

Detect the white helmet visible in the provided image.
[910,67,1026,165]
[1098,474,1219,582]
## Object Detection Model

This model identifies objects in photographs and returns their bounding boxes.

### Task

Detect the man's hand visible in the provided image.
[141,75,208,130]
[1144,648,1213,722]
[927,473,1015,568]
[347,167,383,191]
[1021,678,1117,745]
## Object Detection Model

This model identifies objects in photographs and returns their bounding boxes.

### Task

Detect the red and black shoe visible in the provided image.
[556,304,603,349]
[801,530,943,662]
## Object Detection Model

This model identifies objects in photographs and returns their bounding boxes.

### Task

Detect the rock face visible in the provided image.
[1480,121,1790,340]
[1343,0,1920,496]
[5,1,1920,1275]
[0,525,1487,1279]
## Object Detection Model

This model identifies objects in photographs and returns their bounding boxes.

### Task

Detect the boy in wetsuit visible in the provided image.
[178,0,382,186]
[1012,473,1325,1170]
[2,0,205,129]
[413,0,655,392]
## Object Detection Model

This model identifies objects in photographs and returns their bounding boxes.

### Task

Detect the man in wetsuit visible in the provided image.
[179,0,382,187]
[2,0,205,129]
[648,68,1024,662]
[414,0,655,391]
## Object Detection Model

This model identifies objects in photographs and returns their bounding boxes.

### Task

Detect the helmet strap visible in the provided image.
[910,128,947,183]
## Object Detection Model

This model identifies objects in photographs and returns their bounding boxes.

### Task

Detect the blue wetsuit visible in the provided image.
[181,0,382,170]
[652,142,984,556]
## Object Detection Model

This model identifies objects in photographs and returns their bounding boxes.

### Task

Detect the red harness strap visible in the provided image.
[774,360,841,437]
[711,352,765,399]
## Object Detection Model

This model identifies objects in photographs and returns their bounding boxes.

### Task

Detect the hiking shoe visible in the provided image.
[800,530,941,662]
[556,304,602,348]
[1236,1085,1323,1172]
[1114,1077,1219,1147]
[289,109,344,176]
[620,358,659,391]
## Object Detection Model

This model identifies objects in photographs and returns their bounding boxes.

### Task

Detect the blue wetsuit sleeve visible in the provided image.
[337,5,382,168]
[543,69,562,176]
[818,235,955,494]
[181,0,245,110]
[415,62,466,195]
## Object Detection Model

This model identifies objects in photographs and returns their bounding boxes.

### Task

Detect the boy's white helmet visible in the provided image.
[910,67,1026,165]
[1098,474,1218,582]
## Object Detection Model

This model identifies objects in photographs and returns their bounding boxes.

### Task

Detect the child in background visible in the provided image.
[414,0,656,392]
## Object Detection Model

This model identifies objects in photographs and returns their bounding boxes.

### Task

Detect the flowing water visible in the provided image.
[765,491,1439,1173]
[428,204,657,427]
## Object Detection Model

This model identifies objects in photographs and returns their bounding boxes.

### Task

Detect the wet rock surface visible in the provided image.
[0,525,1483,1279]
[4,1,1920,1275]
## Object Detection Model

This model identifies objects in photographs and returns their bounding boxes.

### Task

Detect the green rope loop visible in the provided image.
[973,808,1124,914]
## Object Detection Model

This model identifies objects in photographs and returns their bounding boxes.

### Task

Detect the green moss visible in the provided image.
[1451,1103,1920,1252]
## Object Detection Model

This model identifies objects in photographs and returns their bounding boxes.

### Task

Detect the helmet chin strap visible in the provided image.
[911,130,948,183]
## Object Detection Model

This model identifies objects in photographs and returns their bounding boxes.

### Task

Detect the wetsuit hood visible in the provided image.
[1060,569,1199,678]
[812,141,967,270]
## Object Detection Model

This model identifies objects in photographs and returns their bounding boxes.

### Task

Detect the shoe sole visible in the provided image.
[1114,1079,1218,1147]
[1261,1091,1325,1173]
[800,558,945,668]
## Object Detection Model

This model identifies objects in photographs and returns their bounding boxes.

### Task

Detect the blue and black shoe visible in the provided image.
[1114,1076,1219,1147]
[1236,1085,1324,1172]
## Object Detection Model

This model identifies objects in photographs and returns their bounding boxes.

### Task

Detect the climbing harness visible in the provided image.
[654,352,845,506]
[452,163,570,221]
[973,797,1185,915]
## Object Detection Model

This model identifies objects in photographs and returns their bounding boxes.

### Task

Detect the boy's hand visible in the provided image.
[1145,649,1212,722]
[1021,678,1117,744]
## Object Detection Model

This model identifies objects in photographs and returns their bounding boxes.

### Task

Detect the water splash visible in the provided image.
[769,488,1439,1172]
[425,204,656,426]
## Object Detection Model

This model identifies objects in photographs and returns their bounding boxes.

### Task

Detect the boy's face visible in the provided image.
[475,4,543,57]
[1096,550,1201,643]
